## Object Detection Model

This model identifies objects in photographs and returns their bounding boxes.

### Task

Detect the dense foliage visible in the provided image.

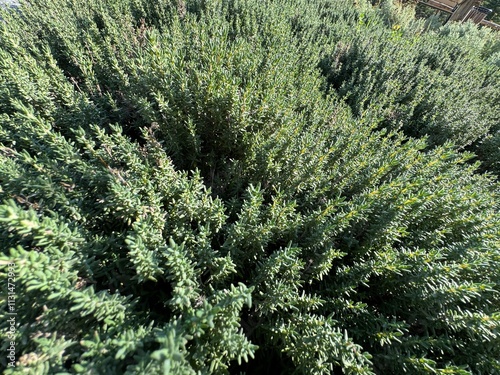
[483,0,500,24]
[0,0,499,374]
[317,0,500,174]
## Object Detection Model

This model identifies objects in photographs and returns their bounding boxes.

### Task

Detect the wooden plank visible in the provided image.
[448,0,478,22]
[424,0,455,13]
[437,0,459,7]
[480,19,500,30]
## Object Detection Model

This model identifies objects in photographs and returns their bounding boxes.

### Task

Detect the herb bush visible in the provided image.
[0,0,499,374]
[313,1,500,173]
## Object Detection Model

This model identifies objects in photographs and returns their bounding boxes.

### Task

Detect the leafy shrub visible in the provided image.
[314,3,500,156]
[1,0,500,374]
